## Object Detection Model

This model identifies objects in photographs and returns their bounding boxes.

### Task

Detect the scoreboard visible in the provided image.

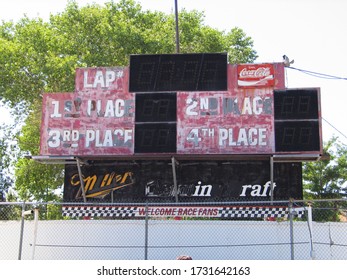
[40,53,322,158]
[37,53,324,203]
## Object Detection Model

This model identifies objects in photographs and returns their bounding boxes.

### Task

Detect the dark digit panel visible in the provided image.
[135,123,176,153]
[275,121,320,152]
[274,89,319,120]
[135,92,177,122]
[129,53,227,92]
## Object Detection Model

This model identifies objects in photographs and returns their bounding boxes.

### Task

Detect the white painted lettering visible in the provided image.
[85,130,95,147]
[48,130,60,147]
[105,70,116,87]
[258,128,267,146]
[248,128,258,146]
[104,100,114,117]
[83,70,93,88]
[253,96,262,115]
[239,185,252,197]
[200,98,209,110]
[239,181,277,197]
[115,99,124,117]
[242,97,252,115]
[50,101,62,118]
[103,130,113,146]
[95,130,103,147]
[93,70,105,88]
[218,128,268,147]
[250,184,262,196]
[124,129,132,144]
[219,128,228,146]
[186,98,198,116]
[238,128,248,145]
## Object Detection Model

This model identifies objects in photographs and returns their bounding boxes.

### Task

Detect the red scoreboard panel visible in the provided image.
[40,67,135,156]
[39,53,322,158]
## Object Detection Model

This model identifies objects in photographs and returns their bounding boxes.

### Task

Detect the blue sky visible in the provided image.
[1,0,347,144]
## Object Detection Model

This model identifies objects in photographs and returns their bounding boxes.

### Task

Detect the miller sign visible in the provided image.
[63,160,302,202]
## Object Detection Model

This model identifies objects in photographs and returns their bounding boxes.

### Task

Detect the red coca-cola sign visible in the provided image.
[237,63,274,87]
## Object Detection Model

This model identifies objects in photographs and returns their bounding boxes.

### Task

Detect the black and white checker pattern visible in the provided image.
[62,206,138,218]
[219,206,304,219]
[62,205,304,219]
[219,206,285,218]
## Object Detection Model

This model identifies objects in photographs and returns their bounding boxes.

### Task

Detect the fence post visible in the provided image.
[18,201,26,260]
[31,208,39,260]
[307,203,316,259]
[144,202,149,260]
[289,200,295,260]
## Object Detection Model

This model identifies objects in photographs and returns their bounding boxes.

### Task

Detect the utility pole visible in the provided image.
[174,0,180,53]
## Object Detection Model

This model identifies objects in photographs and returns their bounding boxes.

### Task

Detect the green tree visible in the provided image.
[0,130,12,200]
[15,100,64,202]
[303,137,347,199]
[0,0,257,202]
[0,116,17,200]
[303,137,347,221]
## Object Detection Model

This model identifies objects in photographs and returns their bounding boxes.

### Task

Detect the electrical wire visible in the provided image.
[286,66,347,141]
[286,66,347,80]
[322,117,347,140]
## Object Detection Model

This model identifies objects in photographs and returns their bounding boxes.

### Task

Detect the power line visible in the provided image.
[322,117,347,140]
[286,66,347,141]
[286,66,347,80]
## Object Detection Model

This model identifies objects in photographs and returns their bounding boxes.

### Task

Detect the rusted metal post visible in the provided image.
[76,158,87,203]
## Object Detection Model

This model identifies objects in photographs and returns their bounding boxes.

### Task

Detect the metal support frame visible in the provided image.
[76,158,87,203]
[270,156,274,204]
[289,201,295,260]
[171,157,179,202]
[144,202,149,260]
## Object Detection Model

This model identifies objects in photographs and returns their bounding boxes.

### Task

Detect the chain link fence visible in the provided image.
[0,199,346,260]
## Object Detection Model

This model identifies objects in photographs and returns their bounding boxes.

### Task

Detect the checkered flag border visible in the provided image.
[218,206,304,218]
[62,206,138,218]
[62,205,304,219]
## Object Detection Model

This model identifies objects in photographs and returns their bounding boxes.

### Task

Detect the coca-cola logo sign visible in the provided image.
[237,64,274,88]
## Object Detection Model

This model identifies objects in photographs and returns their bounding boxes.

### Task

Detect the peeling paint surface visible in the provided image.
[39,63,298,157]
[40,67,135,156]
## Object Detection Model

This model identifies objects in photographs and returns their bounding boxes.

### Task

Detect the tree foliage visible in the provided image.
[303,137,347,199]
[0,111,19,198]
[0,0,258,107]
[0,124,14,197]
[0,0,258,201]
[303,137,347,221]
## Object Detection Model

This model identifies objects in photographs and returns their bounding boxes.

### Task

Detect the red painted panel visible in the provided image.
[40,63,287,157]
[40,67,135,156]
[75,67,129,93]
[176,63,285,155]
[177,89,275,154]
